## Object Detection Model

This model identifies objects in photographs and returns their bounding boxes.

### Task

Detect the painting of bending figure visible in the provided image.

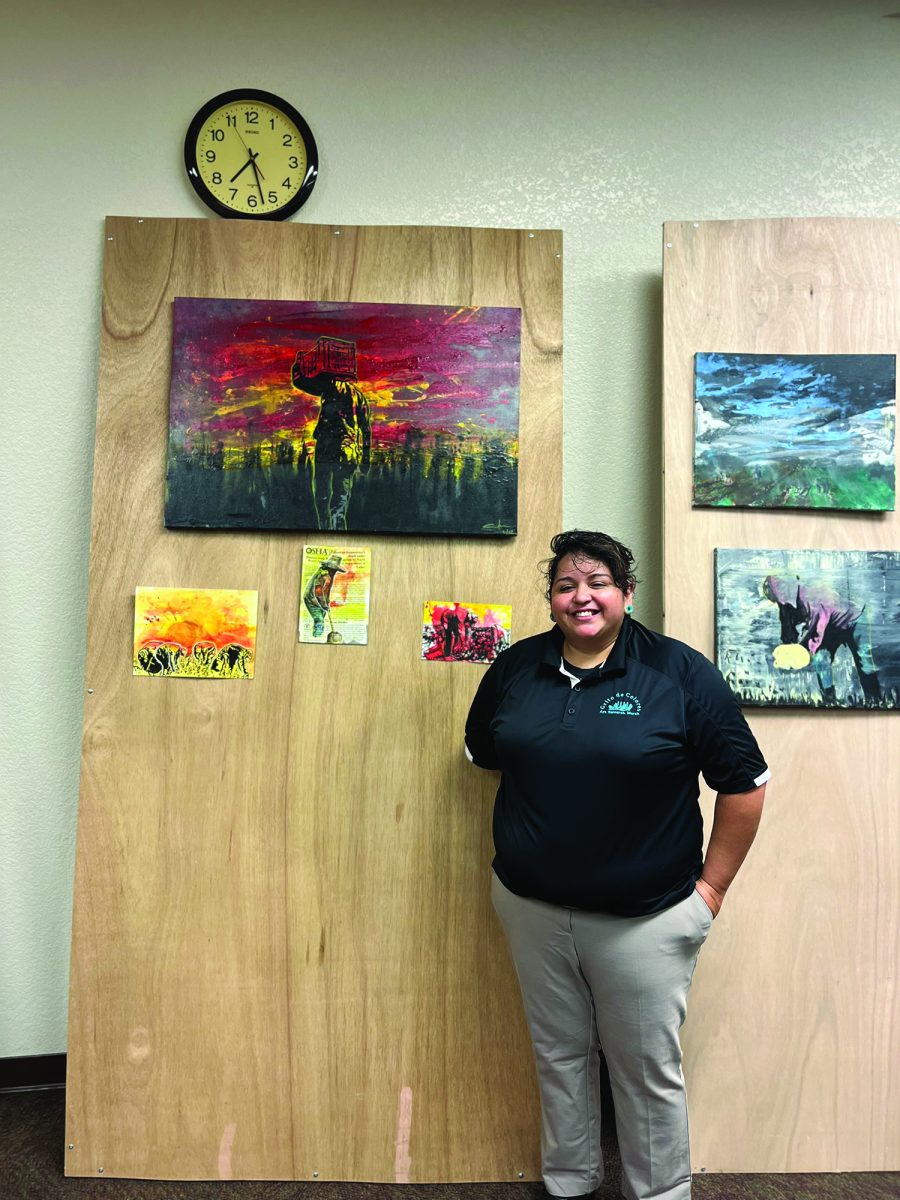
[715,549,900,709]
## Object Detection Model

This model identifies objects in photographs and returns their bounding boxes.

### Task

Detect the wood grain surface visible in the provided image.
[66,217,562,1180]
[662,218,899,1172]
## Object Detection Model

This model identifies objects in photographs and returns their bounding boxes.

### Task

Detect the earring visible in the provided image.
[625,603,634,613]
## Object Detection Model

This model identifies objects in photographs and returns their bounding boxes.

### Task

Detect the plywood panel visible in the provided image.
[66,217,562,1180]
[662,218,899,1172]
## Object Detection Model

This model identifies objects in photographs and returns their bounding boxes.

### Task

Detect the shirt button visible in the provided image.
[567,707,576,714]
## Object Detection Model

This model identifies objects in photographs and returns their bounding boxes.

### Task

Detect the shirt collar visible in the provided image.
[541,615,631,678]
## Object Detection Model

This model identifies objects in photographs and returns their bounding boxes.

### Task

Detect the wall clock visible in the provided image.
[184,89,318,220]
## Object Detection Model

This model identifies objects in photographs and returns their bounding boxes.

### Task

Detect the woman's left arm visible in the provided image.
[696,783,766,917]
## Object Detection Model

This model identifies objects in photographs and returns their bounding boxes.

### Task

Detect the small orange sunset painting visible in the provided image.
[133,586,258,679]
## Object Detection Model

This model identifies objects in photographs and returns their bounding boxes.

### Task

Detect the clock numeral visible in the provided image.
[282,134,292,146]
[244,110,259,124]
[210,129,224,141]
[282,177,291,188]
[211,172,222,184]
[204,150,216,163]
[270,118,276,130]
[230,188,238,200]
[268,190,278,204]
[247,195,258,208]
[288,156,299,168]
[226,114,236,127]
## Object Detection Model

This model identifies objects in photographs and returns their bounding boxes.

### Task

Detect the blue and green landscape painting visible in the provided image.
[694,353,895,510]
[715,548,900,709]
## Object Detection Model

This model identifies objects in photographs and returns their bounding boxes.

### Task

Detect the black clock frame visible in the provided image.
[184,88,318,221]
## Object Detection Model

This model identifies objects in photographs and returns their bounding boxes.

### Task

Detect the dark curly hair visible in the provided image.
[542,530,638,601]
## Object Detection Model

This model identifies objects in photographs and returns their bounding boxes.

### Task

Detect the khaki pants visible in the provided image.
[492,873,713,1200]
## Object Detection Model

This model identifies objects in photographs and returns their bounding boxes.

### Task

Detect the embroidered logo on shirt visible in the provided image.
[599,691,642,716]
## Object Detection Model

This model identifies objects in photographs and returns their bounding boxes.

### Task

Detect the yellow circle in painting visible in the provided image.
[773,643,811,670]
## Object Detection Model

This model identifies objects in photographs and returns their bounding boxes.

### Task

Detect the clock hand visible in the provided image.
[231,126,266,180]
[229,149,266,187]
[250,157,266,204]
[229,158,256,184]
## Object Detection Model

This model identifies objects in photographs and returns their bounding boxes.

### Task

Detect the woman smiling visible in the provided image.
[465,530,769,1200]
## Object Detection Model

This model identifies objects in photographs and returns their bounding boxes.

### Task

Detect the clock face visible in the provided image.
[185,89,318,220]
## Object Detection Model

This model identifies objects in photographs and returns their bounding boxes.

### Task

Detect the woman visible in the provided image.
[465,530,769,1200]
[763,572,881,705]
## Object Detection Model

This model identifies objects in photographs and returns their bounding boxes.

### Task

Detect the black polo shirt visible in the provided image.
[465,616,770,917]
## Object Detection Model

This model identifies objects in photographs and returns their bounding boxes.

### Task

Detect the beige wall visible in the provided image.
[2,0,898,1056]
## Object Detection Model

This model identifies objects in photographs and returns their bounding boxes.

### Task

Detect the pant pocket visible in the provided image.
[688,886,714,935]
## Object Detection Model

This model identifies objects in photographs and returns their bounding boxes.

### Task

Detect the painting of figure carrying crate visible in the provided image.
[164,297,520,535]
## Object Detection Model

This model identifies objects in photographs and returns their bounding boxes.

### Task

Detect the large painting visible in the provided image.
[694,353,895,510]
[165,298,520,534]
[715,548,900,709]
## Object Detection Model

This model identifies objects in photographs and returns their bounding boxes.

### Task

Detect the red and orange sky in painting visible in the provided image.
[134,587,258,654]
[168,297,520,452]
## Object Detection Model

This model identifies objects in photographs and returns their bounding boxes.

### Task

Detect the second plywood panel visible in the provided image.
[663,218,899,1172]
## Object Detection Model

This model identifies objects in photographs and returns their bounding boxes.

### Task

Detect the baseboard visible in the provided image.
[0,1053,66,1093]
